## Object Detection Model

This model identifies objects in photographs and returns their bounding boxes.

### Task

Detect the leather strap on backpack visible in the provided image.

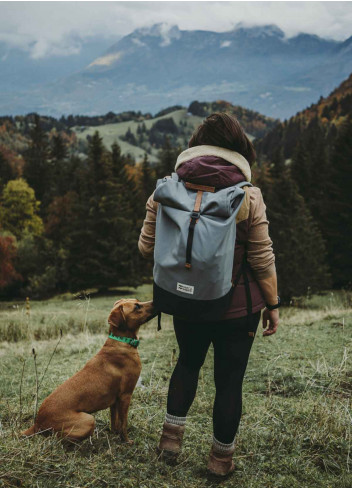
[185,182,216,193]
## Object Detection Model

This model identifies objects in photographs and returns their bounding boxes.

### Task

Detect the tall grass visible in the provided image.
[0,286,351,487]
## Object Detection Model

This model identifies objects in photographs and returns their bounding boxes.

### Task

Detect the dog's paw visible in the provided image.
[122,438,134,445]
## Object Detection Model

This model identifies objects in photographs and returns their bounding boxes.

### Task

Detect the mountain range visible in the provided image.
[0,22,351,119]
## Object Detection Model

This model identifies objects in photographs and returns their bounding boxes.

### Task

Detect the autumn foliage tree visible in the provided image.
[0,179,43,239]
[0,234,21,292]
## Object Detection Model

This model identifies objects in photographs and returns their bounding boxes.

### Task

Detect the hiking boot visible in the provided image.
[157,422,185,462]
[207,445,235,477]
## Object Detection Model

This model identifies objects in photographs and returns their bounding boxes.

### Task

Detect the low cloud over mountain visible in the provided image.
[1,23,351,119]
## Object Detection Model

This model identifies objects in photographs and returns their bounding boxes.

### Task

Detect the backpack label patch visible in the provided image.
[177,282,194,295]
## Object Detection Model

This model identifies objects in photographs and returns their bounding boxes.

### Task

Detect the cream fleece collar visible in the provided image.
[175,145,252,182]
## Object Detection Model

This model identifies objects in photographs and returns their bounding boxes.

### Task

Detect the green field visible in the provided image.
[0,286,351,487]
[73,109,204,164]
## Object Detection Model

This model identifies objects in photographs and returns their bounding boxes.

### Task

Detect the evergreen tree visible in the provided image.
[51,133,68,162]
[290,138,313,199]
[258,164,331,301]
[23,114,49,202]
[156,136,180,178]
[140,153,155,203]
[47,133,71,197]
[325,117,352,286]
[88,131,111,192]
[66,136,141,292]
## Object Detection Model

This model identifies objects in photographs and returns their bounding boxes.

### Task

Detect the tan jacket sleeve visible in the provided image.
[246,187,276,280]
[138,192,158,259]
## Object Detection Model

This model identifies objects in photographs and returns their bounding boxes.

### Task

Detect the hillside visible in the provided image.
[256,73,352,161]
[254,73,352,289]
[1,23,352,119]
[0,101,278,166]
[73,101,278,163]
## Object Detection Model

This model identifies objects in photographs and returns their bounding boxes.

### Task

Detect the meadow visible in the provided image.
[73,109,204,163]
[0,285,351,488]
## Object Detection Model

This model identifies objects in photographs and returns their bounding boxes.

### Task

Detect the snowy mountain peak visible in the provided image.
[132,23,181,46]
[232,23,285,39]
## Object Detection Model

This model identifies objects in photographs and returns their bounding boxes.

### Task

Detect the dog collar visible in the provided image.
[108,334,140,348]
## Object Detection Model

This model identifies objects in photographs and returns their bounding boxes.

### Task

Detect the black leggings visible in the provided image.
[167,311,261,444]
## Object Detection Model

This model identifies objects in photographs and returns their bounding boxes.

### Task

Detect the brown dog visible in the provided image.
[21,298,156,442]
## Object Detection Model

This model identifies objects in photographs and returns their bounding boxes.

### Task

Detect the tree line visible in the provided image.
[0,115,179,299]
[0,113,351,301]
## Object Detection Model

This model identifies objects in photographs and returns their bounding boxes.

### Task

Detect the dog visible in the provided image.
[21,298,156,442]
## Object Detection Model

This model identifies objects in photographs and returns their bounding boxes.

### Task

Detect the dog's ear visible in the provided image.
[108,304,127,333]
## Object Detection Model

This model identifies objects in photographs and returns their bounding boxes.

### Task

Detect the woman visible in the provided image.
[138,113,280,476]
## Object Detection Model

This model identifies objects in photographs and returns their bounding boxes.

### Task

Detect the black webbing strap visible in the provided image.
[231,253,254,337]
[231,259,244,290]
[242,258,254,336]
[185,214,198,268]
[185,190,203,269]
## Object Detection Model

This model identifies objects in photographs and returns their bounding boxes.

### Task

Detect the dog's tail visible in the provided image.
[20,425,36,437]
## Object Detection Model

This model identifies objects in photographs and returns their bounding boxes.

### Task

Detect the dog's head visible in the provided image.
[108,298,156,336]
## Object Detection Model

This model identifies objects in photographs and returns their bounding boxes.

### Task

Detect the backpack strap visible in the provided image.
[242,258,254,337]
[185,190,203,269]
[185,182,216,193]
[231,252,255,337]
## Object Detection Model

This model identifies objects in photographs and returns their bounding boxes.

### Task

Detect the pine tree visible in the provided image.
[262,164,331,301]
[88,131,111,193]
[48,133,71,197]
[290,138,313,199]
[324,117,352,286]
[140,153,155,203]
[156,136,179,178]
[23,114,49,202]
[66,137,141,292]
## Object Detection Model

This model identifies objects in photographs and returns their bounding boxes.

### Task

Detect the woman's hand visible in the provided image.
[262,308,279,336]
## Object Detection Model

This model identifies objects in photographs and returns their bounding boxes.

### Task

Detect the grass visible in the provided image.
[73,109,203,163]
[0,286,351,487]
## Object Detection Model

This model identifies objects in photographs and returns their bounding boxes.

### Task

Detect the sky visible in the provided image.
[0,1,351,59]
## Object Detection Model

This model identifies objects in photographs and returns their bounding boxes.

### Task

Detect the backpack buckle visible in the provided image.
[190,211,200,221]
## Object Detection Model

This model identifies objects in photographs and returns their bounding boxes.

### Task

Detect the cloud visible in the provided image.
[0,1,351,59]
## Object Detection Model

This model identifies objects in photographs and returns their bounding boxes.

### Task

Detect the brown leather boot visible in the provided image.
[207,445,235,477]
[157,422,185,462]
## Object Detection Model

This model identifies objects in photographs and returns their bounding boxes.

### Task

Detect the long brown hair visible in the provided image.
[188,112,256,166]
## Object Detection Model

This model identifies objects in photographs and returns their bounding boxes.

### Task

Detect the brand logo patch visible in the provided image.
[177,282,194,295]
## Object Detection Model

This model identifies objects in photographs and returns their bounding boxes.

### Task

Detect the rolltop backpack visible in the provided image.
[153,173,252,322]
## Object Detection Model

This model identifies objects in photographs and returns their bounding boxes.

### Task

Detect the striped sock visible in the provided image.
[212,435,235,453]
[165,413,186,426]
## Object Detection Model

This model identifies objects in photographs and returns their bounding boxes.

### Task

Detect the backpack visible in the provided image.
[153,173,252,321]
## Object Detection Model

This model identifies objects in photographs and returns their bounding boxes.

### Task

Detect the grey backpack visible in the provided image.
[153,173,252,321]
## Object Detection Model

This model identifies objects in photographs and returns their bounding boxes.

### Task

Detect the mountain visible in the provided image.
[254,73,352,288]
[0,23,351,119]
[256,73,352,161]
[0,36,118,93]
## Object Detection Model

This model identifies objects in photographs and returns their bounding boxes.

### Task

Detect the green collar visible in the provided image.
[109,334,140,348]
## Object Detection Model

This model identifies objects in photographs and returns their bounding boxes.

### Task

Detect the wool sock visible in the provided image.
[212,435,235,454]
[165,413,186,426]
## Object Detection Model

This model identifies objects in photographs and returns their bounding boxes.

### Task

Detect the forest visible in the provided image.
[0,77,351,302]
